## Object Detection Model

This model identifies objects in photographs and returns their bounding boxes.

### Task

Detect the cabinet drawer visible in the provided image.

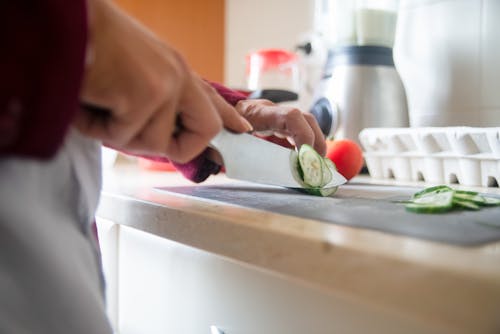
[112,226,433,334]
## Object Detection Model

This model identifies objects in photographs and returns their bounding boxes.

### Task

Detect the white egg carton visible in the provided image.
[359,127,500,188]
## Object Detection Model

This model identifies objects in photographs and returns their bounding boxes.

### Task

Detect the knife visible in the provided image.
[209,129,347,188]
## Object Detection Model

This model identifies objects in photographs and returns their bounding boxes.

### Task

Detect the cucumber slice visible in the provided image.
[453,191,500,207]
[453,192,486,206]
[319,186,338,197]
[482,196,500,206]
[297,186,338,197]
[452,199,480,211]
[412,185,453,199]
[454,190,479,196]
[405,190,454,213]
[298,144,324,187]
[291,146,340,197]
[320,158,333,187]
[403,185,500,214]
[290,151,307,188]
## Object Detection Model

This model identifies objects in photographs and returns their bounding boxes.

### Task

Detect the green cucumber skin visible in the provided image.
[296,186,338,197]
[405,190,454,213]
[404,185,500,214]
[452,199,480,211]
[412,185,453,199]
[482,197,500,206]
[453,193,486,206]
[454,190,479,196]
[405,203,453,214]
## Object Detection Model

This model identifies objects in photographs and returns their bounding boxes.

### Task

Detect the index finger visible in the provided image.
[165,74,222,163]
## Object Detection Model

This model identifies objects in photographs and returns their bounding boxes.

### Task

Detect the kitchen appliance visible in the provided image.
[394,0,500,127]
[209,129,346,188]
[308,0,409,143]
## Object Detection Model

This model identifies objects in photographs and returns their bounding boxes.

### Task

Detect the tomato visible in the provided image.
[325,139,364,180]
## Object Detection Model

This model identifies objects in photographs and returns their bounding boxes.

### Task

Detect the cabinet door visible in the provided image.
[115,0,225,82]
[114,226,433,334]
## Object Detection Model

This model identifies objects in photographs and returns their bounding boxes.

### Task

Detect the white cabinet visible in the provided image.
[97,224,433,334]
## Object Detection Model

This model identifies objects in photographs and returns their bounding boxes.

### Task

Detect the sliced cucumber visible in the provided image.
[454,189,479,196]
[290,151,307,188]
[320,157,333,187]
[300,186,338,197]
[453,192,486,206]
[483,197,500,206]
[290,145,340,197]
[298,144,324,187]
[405,190,454,213]
[402,185,500,214]
[452,198,480,211]
[319,186,338,197]
[412,185,453,199]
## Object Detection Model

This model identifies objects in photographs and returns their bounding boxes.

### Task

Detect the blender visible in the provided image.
[309,0,409,143]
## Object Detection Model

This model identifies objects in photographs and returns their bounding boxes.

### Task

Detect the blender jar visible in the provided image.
[328,0,357,47]
[355,0,399,47]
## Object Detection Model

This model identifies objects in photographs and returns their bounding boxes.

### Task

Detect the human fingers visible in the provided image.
[77,0,189,154]
[74,79,176,150]
[163,73,223,163]
[236,99,320,151]
[121,98,178,156]
[303,112,327,156]
[198,79,253,133]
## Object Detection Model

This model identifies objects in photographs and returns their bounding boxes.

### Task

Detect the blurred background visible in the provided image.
[115,0,313,87]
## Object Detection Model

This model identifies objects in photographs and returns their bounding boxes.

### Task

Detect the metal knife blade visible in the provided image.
[209,129,347,188]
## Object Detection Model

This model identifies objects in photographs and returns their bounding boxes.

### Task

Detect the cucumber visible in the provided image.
[454,190,479,196]
[402,185,500,214]
[298,144,324,187]
[290,145,340,197]
[483,197,500,206]
[320,157,333,187]
[452,192,486,206]
[301,186,338,197]
[319,186,338,197]
[412,185,453,199]
[452,198,480,211]
[405,190,454,213]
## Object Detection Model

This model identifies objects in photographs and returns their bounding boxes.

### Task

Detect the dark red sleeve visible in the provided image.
[207,81,248,106]
[0,1,88,159]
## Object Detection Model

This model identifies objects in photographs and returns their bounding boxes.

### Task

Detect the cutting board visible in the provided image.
[157,182,500,246]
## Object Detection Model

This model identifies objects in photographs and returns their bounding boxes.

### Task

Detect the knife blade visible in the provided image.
[209,129,346,188]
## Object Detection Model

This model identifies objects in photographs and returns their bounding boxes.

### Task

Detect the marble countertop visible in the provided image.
[97,162,500,333]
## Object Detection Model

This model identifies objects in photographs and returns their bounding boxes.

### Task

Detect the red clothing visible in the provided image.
[0,1,88,158]
[0,2,248,183]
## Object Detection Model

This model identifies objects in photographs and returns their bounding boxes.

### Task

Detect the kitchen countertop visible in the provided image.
[97,162,500,333]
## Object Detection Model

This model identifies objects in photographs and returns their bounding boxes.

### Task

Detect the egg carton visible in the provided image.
[359,127,500,188]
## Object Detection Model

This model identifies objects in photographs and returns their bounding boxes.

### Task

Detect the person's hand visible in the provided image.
[76,0,251,163]
[235,99,327,156]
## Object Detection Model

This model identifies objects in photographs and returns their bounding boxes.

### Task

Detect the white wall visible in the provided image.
[225,0,315,88]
